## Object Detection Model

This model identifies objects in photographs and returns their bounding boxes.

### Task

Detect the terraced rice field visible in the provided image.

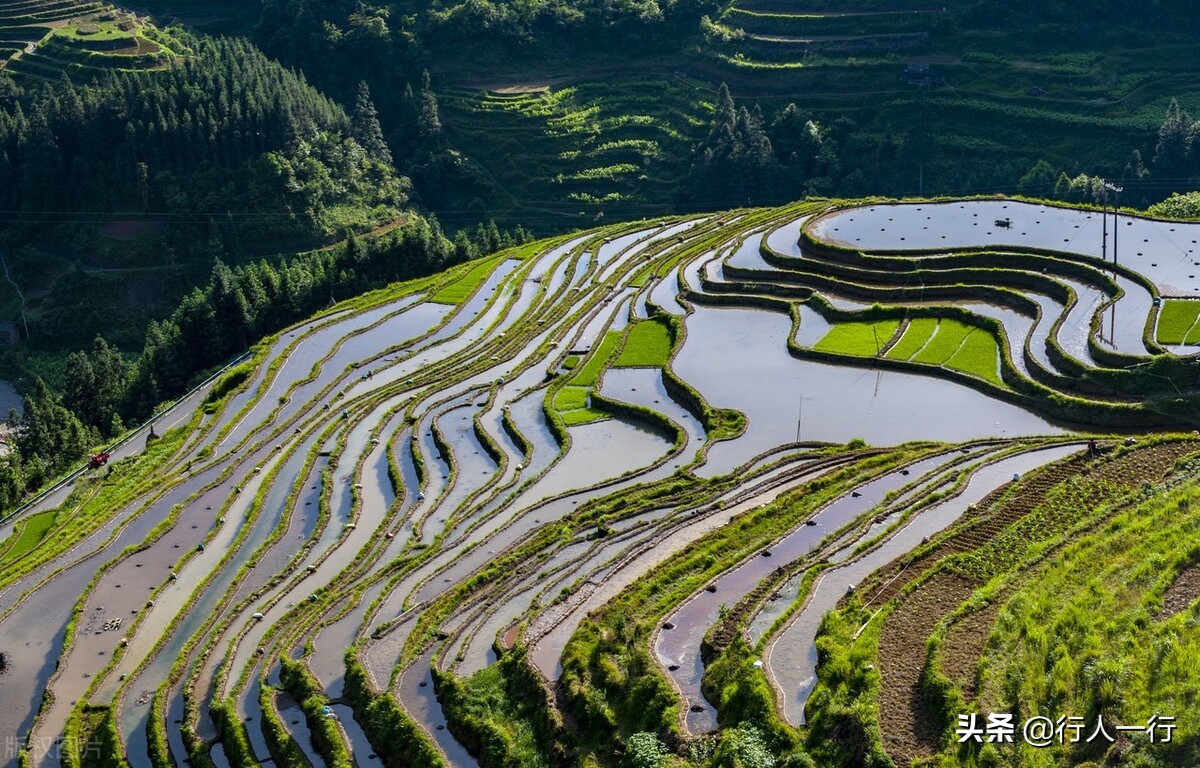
[439,79,709,222]
[1156,298,1200,347]
[1,197,1199,767]
[711,1,941,66]
[0,1,172,78]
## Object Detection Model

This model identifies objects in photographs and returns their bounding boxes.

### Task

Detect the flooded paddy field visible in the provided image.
[4,199,1198,768]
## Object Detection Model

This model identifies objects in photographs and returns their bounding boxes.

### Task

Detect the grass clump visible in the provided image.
[570,331,622,386]
[978,482,1200,767]
[553,386,589,412]
[439,653,558,768]
[431,255,504,304]
[551,331,623,426]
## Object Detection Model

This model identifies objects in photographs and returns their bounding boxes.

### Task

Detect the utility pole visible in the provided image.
[1100,179,1123,347]
[1099,179,1122,265]
[1101,192,1108,263]
[1112,185,1120,269]
[795,392,803,443]
[1100,180,1122,268]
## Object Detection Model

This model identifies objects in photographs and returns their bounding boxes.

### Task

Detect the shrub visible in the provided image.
[626,732,667,768]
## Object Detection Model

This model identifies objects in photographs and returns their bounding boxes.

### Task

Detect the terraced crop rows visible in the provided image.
[439,79,709,221]
[0,0,170,78]
[1,197,1199,767]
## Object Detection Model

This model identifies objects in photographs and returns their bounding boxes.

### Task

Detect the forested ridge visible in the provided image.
[231,0,1200,224]
[0,19,528,515]
[0,35,403,248]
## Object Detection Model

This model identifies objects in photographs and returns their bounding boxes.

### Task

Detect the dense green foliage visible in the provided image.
[218,0,1200,230]
[0,509,55,566]
[439,650,565,768]
[0,36,404,248]
[979,484,1200,767]
[0,214,530,518]
[1148,191,1200,220]
[124,218,457,413]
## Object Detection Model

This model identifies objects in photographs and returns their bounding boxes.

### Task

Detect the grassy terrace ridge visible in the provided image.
[430,253,508,305]
[801,437,1200,768]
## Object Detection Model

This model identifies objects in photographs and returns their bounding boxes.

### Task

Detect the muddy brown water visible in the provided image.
[113,435,325,767]
[408,418,673,607]
[528,453,837,680]
[216,301,418,450]
[747,446,998,645]
[276,690,323,767]
[331,704,379,766]
[398,650,481,768]
[368,413,675,640]
[220,408,404,706]
[0,458,221,768]
[433,404,500,517]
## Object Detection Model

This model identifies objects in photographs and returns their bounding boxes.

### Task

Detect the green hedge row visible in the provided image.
[342,650,446,768]
[278,659,352,768]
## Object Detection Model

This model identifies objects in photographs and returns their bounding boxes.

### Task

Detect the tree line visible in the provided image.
[1016,98,1200,209]
[681,83,916,210]
[0,34,405,253]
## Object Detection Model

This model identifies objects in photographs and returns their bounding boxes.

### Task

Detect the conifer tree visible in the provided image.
[351,81,392,164]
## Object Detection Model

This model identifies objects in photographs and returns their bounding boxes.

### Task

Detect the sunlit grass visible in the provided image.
[813,319,900,356]
[613,320,673,368]
[885,317,939,360]
[1156,300,1200,345]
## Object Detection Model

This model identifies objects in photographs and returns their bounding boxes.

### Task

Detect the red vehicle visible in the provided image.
[88,452,111,469]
